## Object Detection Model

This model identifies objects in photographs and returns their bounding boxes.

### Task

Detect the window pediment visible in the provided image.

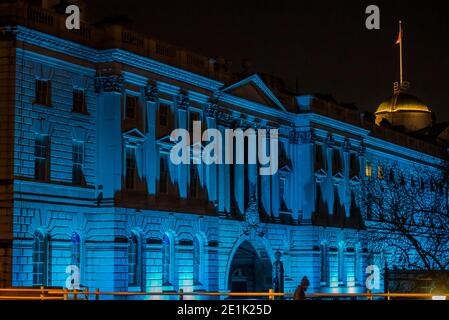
[123,128,146,146]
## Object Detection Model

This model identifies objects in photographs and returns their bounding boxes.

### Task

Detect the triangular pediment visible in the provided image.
[221,74,286,111]
[123,128,146,145]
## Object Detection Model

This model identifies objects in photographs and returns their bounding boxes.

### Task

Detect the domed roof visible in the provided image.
[376,92,431,114]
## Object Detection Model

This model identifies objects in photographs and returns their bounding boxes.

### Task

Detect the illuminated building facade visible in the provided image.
[0,1,447,296]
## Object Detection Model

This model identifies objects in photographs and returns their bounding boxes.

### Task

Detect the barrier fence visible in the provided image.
[0,288,448,300]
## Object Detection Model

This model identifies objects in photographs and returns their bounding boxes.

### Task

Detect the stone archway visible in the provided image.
[227,240,273,293]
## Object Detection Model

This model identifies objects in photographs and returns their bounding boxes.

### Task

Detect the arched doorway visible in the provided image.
[228,240,272,292]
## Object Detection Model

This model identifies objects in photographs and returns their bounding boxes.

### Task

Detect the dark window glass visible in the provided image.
[159,104,169,127]
[33,231,47,286]
[35,80,52,106]
[162,235,171,286]
[159,155,168,194]
[73,89,87,114]
[190,165,199,199]
[35,135,50,181]
[128,233,139,286]
[72,141,84,186]
[126,95,138,119]
[193,237,201,285]
[320,244,329,285]
[125,147,137,190]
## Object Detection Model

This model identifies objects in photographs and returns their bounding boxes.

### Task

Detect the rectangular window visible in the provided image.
[32,232,47,287]
[314,144,325,170]
[332,148,342,174]
[73,89,87,114]
[35,79,52,106]
[190,165,199,199]
[377,165,384,180]
[126,95,138,119]
[189,111,200,134]
[159,104,169,127]
[159,154,169,194]
[365,161,372,177]
[125,147,137,190]
[72,141,84,186]
[128,234,139,287]
[350,153,360,177]
[35,135,50,181]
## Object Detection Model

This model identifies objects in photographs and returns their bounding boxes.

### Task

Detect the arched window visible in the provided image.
[338,244,346,286]
[162,235,171,286]
[354,246,361,286]
[320,243,329,286]
[71,232,81,270]
[338,244,346,285]
[128,232,140,287]
[193,236,203,286]
[33,230,48,287]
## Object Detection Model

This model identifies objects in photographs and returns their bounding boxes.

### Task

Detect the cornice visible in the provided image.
[10,26,223,92]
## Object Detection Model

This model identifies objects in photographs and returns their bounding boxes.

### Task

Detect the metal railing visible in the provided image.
[0,287,448,300]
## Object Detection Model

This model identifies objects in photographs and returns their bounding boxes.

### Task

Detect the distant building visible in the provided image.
[0,1,447,296]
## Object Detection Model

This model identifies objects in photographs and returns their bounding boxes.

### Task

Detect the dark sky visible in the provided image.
[88,0,449,121]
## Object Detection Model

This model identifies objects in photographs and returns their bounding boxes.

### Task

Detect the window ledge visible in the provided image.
[71,111,91,119]
[32,102,53,109]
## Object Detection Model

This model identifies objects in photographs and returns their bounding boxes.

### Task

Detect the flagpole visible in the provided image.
[399,21,403,86]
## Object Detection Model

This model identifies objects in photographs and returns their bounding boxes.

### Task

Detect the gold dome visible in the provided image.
[375,91,433,132]
[376,92,431,114]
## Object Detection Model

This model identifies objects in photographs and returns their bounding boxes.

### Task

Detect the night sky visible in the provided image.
[88,0,449,121]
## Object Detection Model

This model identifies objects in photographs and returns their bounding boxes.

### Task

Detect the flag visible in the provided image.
[396,22,402,45]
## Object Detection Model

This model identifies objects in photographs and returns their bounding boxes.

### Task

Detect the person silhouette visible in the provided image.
[293,276,310,300]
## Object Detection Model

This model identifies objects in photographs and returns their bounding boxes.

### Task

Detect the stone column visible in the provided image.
[289,129,301,220]
[95,75,124,200]
[204,103,218,204]
[144,82,158,195]
[297,129,315,223]
[176,93,189,199]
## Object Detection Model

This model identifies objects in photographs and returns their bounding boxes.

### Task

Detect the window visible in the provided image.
[126,95,138,119]
[332,149,342,174]
[189,111,200,140]
[159,104,169,127]
[128,232,140,287]
[193,236,202,286]
[72,141,84,186]
[190,165,199,199]
[279,177,286,207]
[365,161,372,177]
[350,153,360,177]
[320,243,329,286]
[338,245,345,284]
[162,235,171,286]
[35,135,50,181]
[35,79,52,106]
[33,231,47,287]
[354,247,360,285]
[159,154,169,194]
[125,147,137,190]
[314,144,325,170]
[377,165,384,180]
[73,89,87,114]
[71,232,81,269]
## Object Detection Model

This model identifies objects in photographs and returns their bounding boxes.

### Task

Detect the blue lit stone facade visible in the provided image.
[0,3,447,297]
